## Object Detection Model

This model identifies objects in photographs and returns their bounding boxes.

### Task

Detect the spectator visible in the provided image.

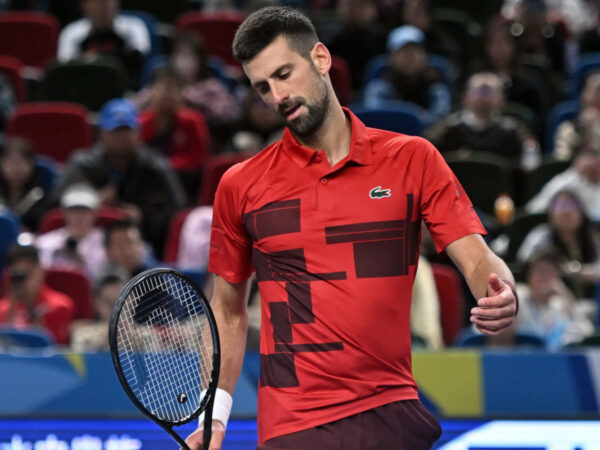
[426,72,539,169]
[98,219,159,280]
[0,244,75,345]
[362,24,451,120]
[553,72,600,161]
[326,0,387,91]
[400,0,462,67]
[70,269,128,351]
[139,67,210,202]
[467,17,547,125]
[527,144,600,222]
[138,33,241,151]
[57,0,151,87]
[516,250,594,349]
[0,137,51,231]
[35,183,106,278]
[55,98,186,256]
[174,206,213,273]
[520,190,600,297]
[502,0,573,75]
[232,88,284,152]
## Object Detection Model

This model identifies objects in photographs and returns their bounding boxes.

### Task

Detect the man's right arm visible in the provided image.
[185,274,252,450]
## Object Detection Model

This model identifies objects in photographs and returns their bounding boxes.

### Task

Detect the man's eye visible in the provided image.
[279,72,290,79]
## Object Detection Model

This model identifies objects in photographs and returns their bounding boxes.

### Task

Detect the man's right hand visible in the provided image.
[183,420,226,450]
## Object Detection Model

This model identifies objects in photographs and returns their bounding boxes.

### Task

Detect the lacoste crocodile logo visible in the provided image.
[369,186,391,199]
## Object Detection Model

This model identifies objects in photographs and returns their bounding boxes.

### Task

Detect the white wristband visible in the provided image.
[198,388,233,430]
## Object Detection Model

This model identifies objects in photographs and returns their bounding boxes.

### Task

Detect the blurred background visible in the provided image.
[2,0,600,448]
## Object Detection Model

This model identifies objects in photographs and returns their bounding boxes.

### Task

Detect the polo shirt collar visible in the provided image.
[281,107,373,168]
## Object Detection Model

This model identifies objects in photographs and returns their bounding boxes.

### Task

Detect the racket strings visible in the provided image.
[116,273,215,422]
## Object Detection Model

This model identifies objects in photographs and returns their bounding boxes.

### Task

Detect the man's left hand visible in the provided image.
[470,274,517,335]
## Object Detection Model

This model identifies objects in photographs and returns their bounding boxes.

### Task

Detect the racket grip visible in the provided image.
[203,397,214,450]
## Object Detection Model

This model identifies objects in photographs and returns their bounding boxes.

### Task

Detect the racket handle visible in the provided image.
[203,397,215,450]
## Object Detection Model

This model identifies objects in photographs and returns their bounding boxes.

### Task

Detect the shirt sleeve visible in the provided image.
[417,138,487,252]
[208,166,254,283]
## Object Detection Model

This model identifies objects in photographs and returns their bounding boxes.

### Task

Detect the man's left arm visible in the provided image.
[445,233,518,335]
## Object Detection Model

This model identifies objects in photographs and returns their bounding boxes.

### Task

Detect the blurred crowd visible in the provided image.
[2,0,600,352]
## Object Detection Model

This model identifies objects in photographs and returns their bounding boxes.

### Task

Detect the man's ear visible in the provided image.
[310,42,332,76]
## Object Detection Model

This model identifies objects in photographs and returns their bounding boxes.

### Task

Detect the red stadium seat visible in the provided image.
[330,56,352,106]
[175,12,245,68]
[0,55,27,101]
[6,102,93,163]
[0,11,59,69]
[163,208,193,263]
[198,153,253,206]
[38,207,128,234]
[431,263,465,346]
[45,267,94,320]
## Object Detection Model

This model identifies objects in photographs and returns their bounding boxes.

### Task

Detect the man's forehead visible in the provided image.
[243,36,300,80]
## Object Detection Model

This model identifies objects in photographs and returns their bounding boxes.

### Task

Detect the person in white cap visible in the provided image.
[35,183,107,279]
[363,24,451,121]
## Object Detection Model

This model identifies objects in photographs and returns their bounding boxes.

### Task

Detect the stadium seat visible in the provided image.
[38,206,128,234]
[44,267,94,320]
[362,53,454,99]
[6,102,93,164]
[430,263,465,346]
[0,326,56,350]
[175,11,246,68]
[522,156,571,203]
[0,11,59,69]
[163,208,193,263]
[35,157,58,193]
[40,59,129,112]
[329,56,352,106]
[0,55,27,101]
[444,152,514,216]
[567,51,600,101]
[199,153,253,205]
[503,212,547,263]
[352,101,425,136]
[0,210,20,272]
[544,100,579,154]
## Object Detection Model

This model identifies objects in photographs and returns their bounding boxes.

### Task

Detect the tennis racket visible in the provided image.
[109,268,220,450]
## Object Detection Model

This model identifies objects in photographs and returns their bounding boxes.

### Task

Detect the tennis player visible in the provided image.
[186,6,518,449]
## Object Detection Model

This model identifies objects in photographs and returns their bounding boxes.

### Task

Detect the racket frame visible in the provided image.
[109,268,220,450]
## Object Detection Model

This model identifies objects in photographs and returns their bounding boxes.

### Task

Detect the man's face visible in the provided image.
[243,35,330,138]
[101,127,138,157]
[107,227,144,272]
[465,82,503,117]
[63,207,97,240]
[8,259,43,303]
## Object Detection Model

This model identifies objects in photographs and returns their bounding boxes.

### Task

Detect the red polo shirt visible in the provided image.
[209,108,485,443]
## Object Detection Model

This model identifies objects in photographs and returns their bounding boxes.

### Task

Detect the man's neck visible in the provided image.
[295,104,351,167]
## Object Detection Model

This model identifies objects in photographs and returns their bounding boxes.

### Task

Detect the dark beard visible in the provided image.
[281,82,330,138]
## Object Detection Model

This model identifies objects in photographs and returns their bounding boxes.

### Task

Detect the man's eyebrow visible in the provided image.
[251,63,293,90]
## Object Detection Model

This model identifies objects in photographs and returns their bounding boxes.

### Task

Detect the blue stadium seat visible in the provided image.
[35,157,57,192]
[567,52,600,101]
[455,328,546,349]
[0,326,56,350]
[545,100,579,154]
[121,10,162,57]
[352,101,425,136]
[0,210,19,270]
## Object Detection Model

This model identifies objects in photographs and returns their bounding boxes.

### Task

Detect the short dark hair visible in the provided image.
[232,6,319,64]
[5,243,39,266]
[104,219,138,248]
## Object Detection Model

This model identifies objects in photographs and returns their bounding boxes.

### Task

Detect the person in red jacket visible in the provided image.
[0,244,75,345]
[139,66,210,201]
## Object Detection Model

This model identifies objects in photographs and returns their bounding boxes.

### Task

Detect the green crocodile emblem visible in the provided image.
[369,186,391,199]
